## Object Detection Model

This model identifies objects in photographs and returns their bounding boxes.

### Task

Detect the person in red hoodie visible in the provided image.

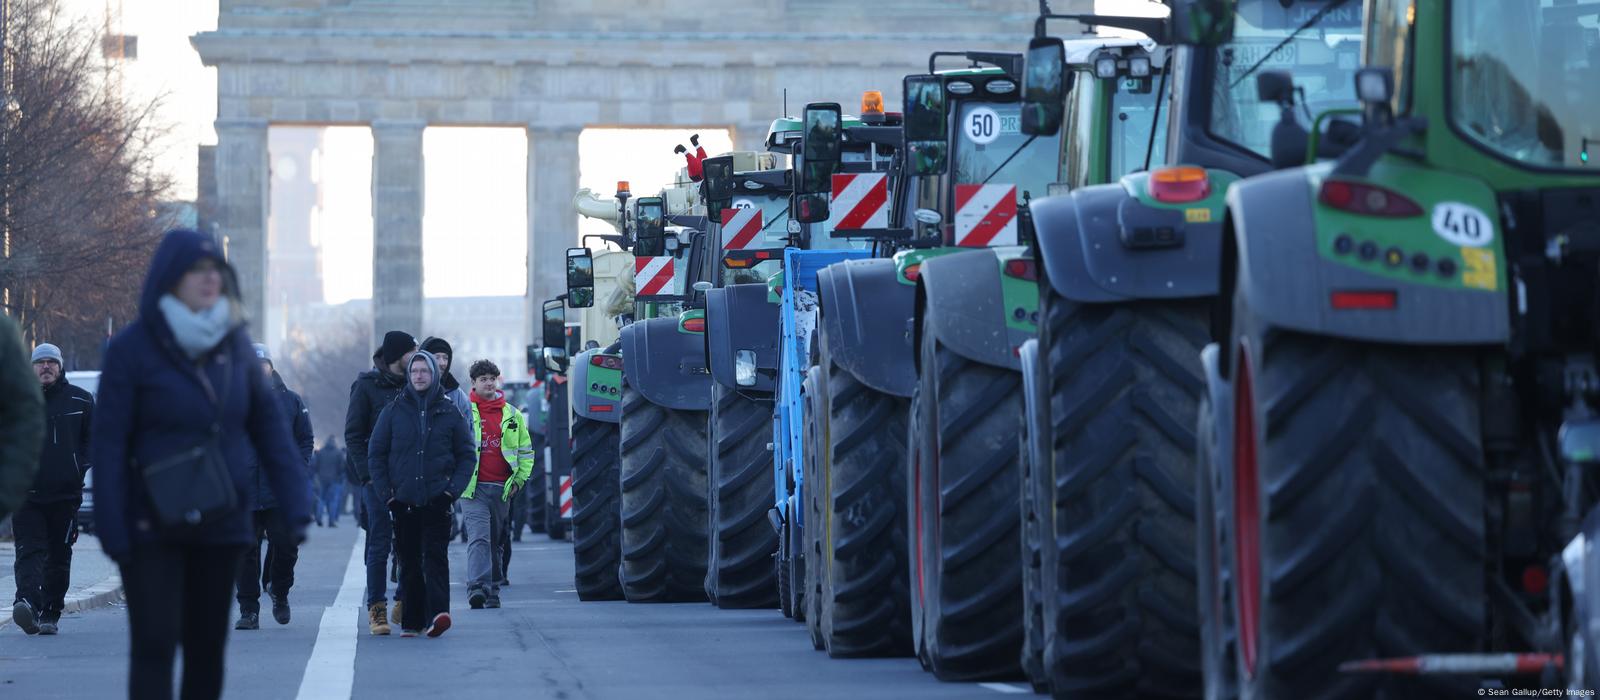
[461,360,533,609]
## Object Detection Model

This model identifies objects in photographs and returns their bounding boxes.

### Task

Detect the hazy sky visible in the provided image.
[97,0,1157,302]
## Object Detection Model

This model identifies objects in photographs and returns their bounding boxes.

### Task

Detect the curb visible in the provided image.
[0,574,123,630]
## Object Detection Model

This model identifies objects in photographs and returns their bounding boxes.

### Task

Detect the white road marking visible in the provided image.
[979,682,1031,694]
[295,536,365,700]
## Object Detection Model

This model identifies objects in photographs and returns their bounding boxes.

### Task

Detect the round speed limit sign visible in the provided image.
[731,199,757,211]
[965,106,1001,145]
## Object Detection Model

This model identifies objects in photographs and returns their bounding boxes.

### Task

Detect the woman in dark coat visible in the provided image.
[91,229,311,699]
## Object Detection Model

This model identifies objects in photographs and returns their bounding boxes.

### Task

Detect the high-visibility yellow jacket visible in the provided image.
[464,400,534,500]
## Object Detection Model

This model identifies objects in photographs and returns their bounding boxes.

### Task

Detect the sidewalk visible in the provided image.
[0,532,123,630]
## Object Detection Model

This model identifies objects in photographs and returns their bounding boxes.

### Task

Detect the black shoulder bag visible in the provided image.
[140,352,238,528]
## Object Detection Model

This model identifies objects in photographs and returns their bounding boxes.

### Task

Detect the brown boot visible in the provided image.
[368,602,391,636]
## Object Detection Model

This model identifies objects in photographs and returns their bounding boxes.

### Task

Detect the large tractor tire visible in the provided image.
[820,350,912,658]
[1039,288,1205,697]
[1018,340,1050,692]
[803,364,829,650]
[618,385,709,603]
[571,415,624,601]
[706,383,779,609]
[907,325,1024,682]
[1227,299,1486,698]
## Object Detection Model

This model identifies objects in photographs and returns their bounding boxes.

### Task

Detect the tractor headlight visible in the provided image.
[735,350,758,387]
[1094,55,1118,79]
[1128,55,1151,78]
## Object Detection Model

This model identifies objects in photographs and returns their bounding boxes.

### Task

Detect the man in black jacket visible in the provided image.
[11,343,91,636]
[344,330,415,635]
[369,350,474,638]
[313,438,346,527]
[234,344,314,630]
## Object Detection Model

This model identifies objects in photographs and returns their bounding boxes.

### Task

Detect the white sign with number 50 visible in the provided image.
[964,106,1001,146]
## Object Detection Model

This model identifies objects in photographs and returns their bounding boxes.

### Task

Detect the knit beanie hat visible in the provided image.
[379,331,417,366]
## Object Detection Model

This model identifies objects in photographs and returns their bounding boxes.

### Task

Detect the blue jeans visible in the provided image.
[317,481,344,524]
[361,484,400,606]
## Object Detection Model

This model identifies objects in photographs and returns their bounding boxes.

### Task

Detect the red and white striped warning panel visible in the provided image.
[720,207,768,251]
[559,475,573,518]
[954,184,1018,247]
[827,172,889,231]
[635,256,675,296]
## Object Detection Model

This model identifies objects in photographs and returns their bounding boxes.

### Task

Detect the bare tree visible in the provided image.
[0,0,172,367]
[275,311,375,450]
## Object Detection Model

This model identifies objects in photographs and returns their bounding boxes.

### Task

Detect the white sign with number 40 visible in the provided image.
[1431,202,1494,248]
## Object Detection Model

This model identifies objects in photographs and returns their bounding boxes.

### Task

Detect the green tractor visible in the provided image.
[1198,0,1600,697]
[1016,0,1368,695]
[567,165,717,604]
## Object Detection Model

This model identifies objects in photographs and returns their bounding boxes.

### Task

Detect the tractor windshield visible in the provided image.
[952,101,1063,204]
[1449,0,1600,171]
[1209,0,1364,159]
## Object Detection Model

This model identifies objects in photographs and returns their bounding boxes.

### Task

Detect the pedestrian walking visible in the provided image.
[344,330,416,636]
[461,360,533,609]
[0,313,45,526]
[91,229,311,700]
[10,342,93,636]
[368,351,474,637]
[313,438,346,527]
[233,344,315,631]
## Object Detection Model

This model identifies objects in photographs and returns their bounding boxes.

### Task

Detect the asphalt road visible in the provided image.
[0,521,1023,699]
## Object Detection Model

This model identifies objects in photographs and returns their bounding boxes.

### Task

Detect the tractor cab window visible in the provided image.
[1209,0,1364,160]
[1450,0,1600,171]
[1109,76,1168,179]
[723,260,782,287]
[952,101,1063,204]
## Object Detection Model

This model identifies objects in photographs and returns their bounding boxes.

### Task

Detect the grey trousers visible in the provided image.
[461,482,508,594]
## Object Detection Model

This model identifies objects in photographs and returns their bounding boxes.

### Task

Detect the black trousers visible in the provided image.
[392,500,452,631]
[121,543,244,700]
[235,508,298,614]
[11,499,78,618]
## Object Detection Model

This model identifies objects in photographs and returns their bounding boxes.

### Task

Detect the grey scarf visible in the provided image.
[158,294,237,360]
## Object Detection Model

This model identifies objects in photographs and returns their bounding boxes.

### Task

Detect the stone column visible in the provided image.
[370,120,426,346]
[213,119,270,328]
[525,126,582,343]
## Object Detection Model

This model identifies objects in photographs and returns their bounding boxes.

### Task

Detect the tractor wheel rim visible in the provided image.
[1233,346,1262,680]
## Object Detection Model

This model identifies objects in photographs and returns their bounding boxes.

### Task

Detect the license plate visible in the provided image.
[1230,42,1298,69]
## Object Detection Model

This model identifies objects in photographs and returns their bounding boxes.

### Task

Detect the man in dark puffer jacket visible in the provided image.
[233,344,314,630]
[369,350,474,637]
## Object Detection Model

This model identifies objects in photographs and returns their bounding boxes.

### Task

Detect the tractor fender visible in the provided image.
[815,258,917,399]
[569,349,621,424]
[706,282,781,393]
[1031,180,1223,303]
[914,248,1021,373]
[1226,169,1510,344]
[620,317,712,412]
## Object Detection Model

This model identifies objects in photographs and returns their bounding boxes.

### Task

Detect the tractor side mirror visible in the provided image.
[904,74,949,175]
[565,248,594,308]
[801,103,842,163]
[1171,0,1235,46]
[634,197,666,256]
[1022,36,1070,137]
[793,191,830,224]
[799,103,842,195]
[902,75,946,142]
[1355,67,1394,105]
[703,156,735,215]
[540,299,565,349]
[1256,70,1295,107]
[541,346,568,374]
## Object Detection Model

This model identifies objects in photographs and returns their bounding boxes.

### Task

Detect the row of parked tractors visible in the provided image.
[524,1,1600,696]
